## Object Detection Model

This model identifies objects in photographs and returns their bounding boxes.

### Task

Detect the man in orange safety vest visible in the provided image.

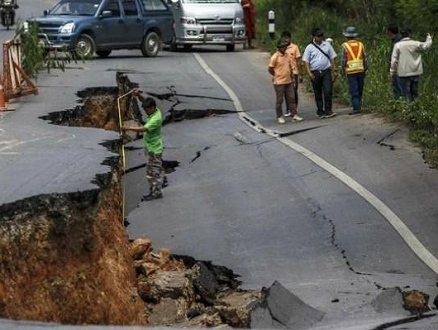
[341,26,367,115]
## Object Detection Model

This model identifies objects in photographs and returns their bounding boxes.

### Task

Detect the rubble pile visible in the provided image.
[129,238,262,327]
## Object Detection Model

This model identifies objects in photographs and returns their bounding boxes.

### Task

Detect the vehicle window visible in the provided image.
[122,0,138,15]
[49,0,101,15]
[102,0,121,16]
[142,0,167,11]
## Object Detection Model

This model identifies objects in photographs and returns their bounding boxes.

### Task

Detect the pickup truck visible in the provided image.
[25,0,174,58]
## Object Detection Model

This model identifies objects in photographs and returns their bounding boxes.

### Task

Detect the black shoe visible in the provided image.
[141,193,163,202]
[325,112,337,118]
[317,113,326,119]
[348,111,361,115]
[162,177,169,188]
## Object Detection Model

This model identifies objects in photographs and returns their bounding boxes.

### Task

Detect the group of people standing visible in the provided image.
[120,22,433,203]
[269,24,433,124]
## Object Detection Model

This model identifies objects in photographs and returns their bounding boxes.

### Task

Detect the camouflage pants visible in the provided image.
[146,152,163,197]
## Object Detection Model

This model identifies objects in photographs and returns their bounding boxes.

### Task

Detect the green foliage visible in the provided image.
[18,21,83,78]
[395,0,438,34]
[18,22,45,78]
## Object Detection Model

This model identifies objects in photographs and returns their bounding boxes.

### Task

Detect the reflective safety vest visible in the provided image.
[342,40,365,74]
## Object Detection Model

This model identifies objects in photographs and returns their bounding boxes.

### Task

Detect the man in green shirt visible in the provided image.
[122,90,164,201]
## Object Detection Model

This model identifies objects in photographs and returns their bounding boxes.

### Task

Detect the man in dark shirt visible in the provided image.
[387,23,403,98]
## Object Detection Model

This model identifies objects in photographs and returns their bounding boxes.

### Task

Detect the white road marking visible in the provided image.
[193,52,438,275]
[0,136,52,154]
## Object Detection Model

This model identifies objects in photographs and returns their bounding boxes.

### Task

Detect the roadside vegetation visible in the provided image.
[19,22,85,78]
[255,0,438,167]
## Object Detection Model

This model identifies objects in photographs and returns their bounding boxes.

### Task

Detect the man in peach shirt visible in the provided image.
[268,38,303,124]
[281,30,301,117]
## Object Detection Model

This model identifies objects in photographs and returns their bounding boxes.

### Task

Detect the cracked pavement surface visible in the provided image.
[1,5,438,326]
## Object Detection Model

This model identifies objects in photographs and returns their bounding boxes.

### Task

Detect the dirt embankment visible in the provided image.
[0,169,145,324]
[0,73,145,325]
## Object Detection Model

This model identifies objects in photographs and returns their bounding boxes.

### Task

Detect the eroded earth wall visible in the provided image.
[0,165,145,325]
[0,73,145,325]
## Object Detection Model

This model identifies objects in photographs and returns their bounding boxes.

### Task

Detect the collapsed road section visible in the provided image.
[1,72,437,328]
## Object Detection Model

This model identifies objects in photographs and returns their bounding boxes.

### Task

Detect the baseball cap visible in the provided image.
[312,28,324,37]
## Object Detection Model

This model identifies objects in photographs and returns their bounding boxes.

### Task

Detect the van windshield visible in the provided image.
[182,0,239,3]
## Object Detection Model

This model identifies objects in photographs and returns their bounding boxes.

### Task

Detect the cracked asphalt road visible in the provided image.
[125,50,438,328]
[1,2,438,327]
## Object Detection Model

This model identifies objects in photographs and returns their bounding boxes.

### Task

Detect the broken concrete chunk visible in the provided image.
[149,247,171,266]
[215,290,262,327]
[129,238,152,260]
[185,309,224,327]
[146,297,189,325]
[142,270,195,303]
[191,262,220,305]
[372,287,407,315]
[249,281,325,329]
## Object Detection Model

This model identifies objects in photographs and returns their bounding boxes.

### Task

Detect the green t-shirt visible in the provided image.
[143,109,163,154]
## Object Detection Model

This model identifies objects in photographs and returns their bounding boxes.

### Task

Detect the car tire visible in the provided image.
[73,34,95,59]
[96,50,112,58]
[226,44,235,52]
[141,31,160,57]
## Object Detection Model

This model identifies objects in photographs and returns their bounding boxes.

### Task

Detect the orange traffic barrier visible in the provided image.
[0,78,9,111]
[2,39,38,105]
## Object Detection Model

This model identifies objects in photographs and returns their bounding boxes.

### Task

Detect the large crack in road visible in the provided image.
[1,72,437,328]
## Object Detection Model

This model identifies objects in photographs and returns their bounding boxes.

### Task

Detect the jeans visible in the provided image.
[392,75,403,99]
[311,68,333,115]
[347,73,365,112]
[399,76,420,102]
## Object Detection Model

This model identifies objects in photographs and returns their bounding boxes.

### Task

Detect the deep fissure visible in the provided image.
[2,72,436,327]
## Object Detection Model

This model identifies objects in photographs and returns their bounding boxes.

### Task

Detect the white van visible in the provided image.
[167,0,246,51]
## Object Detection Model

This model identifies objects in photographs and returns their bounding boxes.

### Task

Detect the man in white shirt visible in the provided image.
[302,28,338,119]
[390,28,432,101]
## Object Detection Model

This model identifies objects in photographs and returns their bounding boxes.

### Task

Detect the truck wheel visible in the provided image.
[141,32,160,57]
[73,34,95,59]
[96,50,112,58]
[226,44,235,52]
